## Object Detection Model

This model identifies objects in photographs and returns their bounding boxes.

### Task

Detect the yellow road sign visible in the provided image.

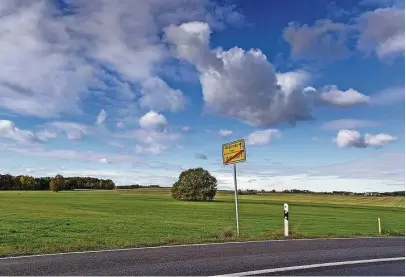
[222,139,246,165]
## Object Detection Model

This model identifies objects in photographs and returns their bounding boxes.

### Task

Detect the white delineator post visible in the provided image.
[233,163,240,237]
[378,218,382,234]
[284,203,289,237]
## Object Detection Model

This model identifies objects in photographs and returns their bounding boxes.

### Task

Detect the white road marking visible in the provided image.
[211,257,406,276]
[0,237,403,260]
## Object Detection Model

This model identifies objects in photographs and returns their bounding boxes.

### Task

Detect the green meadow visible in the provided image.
[0,189,404,257]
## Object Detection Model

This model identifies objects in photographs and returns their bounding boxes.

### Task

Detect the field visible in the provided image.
[0,189,404,257]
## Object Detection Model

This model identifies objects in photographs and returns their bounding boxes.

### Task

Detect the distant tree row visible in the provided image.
[237,188,405,196]
[116,184,161,189]
[0,174,115,191]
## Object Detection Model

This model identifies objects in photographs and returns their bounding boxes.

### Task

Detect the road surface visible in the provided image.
[0,237,404,276]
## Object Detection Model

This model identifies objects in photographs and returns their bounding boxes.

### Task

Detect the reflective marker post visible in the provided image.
[284,203,289,237]
[233,163,240,237]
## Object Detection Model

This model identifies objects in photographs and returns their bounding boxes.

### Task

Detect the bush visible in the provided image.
[171,167,217,201]
[49,174,64,192]
[222,228,234,239]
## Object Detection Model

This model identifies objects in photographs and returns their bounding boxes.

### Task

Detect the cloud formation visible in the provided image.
[96,109,107,125]
[334,129,396,148]
[165,21,315,127]
[218,129,233,137]
[0,120,41,144]
[246,129,281,146]
[0,0,241,118]
[318,85,370,107]
[283,20,349,61]
[138,111,168,131]
[321,119,381,130]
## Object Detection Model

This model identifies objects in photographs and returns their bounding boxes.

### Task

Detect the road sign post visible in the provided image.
[233,163,240,237]
[284,203,289,237]
[222,139,246,237]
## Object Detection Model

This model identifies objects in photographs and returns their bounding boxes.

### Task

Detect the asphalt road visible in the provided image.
[0,237,404,276]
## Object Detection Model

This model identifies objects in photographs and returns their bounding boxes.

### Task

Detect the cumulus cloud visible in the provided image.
[99,157,110,164]
[165,21,315,127]
[318,85,370,107]
[140,77,186,112]
[334,129,396,148]
[246,129,281,146]
[195,153,208,160]
[139,111,168,131]
[96,109,107,125]
[218,129,233,137]
[283,20,349,61]
[46,121,90,140]
[0,119,41,144]
[0,0,241,118]
[356,6,405,58]
[321,119,381,130]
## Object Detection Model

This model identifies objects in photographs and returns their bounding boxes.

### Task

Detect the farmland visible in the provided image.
[0,189,404,257]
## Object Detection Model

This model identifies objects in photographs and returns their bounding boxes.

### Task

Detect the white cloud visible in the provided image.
[165,21,314,127]
[334,129,396,148]
[276,70,312,94]
[46,121,90,140]
[0,119,41,144]
[318,85,370,107]
[135,144,167,155]
[96,109,107,125]
[139,111,168,131]
[36,129,58,141]
[133,128,180,145]
[218,129,233,137]
[0,144,138,164]
[371,86,405,105]
[246,129,281,146]
[99,157,110,164]
[283,19,349,61]
[25,167,35,174]
[0,0,241,118]
[357,6,405,58]
[321,119,381,130]
[116,121,125,129]
[140,77,186,112]
[182,126,191,132]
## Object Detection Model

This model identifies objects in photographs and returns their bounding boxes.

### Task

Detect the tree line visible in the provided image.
[0,174,115,191]
[237,188,405,196]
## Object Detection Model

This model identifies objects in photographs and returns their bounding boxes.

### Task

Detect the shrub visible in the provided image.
[49,174,64,192]
[171,167,217,201]
[222,228,234,239]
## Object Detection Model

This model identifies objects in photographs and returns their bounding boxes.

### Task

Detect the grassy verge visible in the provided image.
[0,189,404,257]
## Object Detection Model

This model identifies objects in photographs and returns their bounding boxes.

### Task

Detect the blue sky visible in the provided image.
[0,0,404,192]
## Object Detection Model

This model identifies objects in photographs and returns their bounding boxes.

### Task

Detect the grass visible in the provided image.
[0,189,404,257]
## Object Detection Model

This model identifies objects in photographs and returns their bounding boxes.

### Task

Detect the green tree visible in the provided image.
[49,174,64,192]
[171,167,217,201]
[20,175,36,190]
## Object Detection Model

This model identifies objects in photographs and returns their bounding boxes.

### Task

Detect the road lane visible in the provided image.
[0,237,404,276]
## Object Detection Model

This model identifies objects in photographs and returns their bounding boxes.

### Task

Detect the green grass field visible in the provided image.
[0,189,404,257]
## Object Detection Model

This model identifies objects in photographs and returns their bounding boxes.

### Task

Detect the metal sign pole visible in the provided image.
[233,163,240,237]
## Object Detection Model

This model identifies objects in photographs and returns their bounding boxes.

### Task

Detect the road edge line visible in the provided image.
[0,236,404,260]
[210,257,406,276]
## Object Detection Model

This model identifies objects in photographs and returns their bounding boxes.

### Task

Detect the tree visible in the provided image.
[49,174,64,192]
[20,176,36,190]
[171,167,217,201]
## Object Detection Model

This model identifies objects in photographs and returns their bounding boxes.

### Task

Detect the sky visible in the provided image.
[0,0,404,192]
